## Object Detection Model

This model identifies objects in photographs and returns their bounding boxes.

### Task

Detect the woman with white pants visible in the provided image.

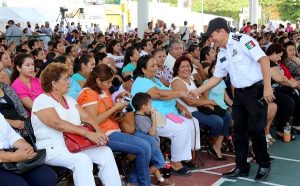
[131,55,201,177]
[31,63,121,186]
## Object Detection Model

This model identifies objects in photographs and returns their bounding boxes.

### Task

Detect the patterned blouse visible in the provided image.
[156,65,173,83]
[283,59,300,80]
[0,83,28,136]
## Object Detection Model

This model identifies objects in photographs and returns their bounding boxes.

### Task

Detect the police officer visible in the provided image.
[194,18,274,181]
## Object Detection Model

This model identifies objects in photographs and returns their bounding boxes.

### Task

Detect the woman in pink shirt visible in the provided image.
[10,53,43,113]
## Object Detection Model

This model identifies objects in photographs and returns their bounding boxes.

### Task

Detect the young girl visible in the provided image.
[10,53,43,113]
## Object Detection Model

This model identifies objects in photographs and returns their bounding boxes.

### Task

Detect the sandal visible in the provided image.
[170,167,192,177]
[182,161,200,170]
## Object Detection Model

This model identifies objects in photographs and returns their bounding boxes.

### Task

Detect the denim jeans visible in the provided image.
[107,131,151,186]
[134,131,165,169]
[192,111,231,136]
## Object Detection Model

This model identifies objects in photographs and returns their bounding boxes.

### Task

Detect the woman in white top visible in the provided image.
[31,63,121,186]
[106,39,124,69]
[171,56,231,160]
[0,113,56,186]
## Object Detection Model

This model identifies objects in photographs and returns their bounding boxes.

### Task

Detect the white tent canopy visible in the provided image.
[0,7,24,23]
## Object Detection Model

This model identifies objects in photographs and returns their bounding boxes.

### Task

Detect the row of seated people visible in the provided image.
[1,34,300,186]
[0,50,232,186]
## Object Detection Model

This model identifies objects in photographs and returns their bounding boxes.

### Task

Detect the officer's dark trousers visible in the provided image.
[232,85,270,169]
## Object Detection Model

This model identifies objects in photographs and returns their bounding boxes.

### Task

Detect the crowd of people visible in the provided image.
[0,17,300,186]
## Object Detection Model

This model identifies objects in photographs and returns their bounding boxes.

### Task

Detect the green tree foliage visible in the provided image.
[277,0,300,22]
[192,0,248,20]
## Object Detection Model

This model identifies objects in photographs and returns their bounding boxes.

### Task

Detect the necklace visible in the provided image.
[49,93,69,109]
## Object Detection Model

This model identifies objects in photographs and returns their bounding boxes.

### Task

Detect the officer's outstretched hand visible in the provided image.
[263,85,275,103]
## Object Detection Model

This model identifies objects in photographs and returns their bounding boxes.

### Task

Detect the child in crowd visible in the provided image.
[132,93,175,186]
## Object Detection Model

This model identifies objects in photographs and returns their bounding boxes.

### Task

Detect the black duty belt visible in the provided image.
[235,80,263,92]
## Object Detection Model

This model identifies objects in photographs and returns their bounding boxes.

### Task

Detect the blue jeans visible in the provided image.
[192,111,231,136]
[0,165,57,186]
[107,131,151,186]
[134,131,165,169]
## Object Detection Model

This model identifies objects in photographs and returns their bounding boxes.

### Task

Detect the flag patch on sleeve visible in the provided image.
[245,40,256,50]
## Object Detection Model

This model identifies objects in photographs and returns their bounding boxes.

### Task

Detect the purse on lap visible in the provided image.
[153,110,166,128]
[99,95,135,134]
[0,119,46,174]
[64,123,101,153]
[0,148,46,174]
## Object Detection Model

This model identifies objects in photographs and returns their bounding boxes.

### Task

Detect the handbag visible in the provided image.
[153,110,166,128]
[99,95,135,134]
[0,148,46,174]
[118,112,135,134]
[0,118,46,174]
[64,123,100,153]
[197,105,226,117]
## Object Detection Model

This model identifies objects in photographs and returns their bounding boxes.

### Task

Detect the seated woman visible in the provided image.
[282,41,300,80]
[200,46,216,75]
[152,49,172,87]
[31,63,121,186]
[10,54,43,113]
[53,55,82,100]
[171,56,231,160]
[0,113,56,186]
[77,64,152,186]
[106,39,124,70]
[0,62,28,137]
[71,53,96,87]
[31,48,46,62]
[266,44,300,140]
[131,55,201,177]
[122,46,139,79]
[0,51,12,82]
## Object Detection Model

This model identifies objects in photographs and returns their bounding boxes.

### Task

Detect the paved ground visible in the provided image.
[169,130,300,186]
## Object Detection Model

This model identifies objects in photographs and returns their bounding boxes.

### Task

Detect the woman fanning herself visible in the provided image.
[31,63,121,186]
[77,64,152,186]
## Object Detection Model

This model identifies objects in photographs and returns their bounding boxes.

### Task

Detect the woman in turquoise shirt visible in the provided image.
[121,46,139,79]
[131,55,201,177]
[71,53,95,87]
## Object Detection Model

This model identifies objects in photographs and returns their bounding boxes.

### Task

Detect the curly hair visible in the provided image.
[40,63,69,92]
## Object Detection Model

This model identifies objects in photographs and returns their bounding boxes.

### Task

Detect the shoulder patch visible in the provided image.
[245,40,256,50]
[232,34,242,41]
[220,57,226,63]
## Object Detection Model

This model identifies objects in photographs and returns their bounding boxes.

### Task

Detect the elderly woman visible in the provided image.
[266,44,300,140]
[77,64,152,186]
[0,113,56,186]
[31,63,121,186]
[171,56,231,160]
[131,55,201,177]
